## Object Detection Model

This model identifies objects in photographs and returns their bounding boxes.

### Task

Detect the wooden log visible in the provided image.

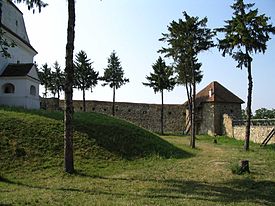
[239,160,250,174]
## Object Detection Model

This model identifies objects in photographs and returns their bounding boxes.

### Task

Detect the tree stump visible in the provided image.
[239,160,250,174]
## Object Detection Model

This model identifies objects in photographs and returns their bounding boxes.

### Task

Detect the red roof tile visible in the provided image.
[184,81,244,106]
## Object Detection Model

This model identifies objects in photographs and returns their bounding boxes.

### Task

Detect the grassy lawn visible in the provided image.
[1,136,274,205]
[0,108,274,205]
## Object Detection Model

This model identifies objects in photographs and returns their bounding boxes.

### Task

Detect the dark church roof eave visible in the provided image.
[0,23,38,54]
[0,63,35,77]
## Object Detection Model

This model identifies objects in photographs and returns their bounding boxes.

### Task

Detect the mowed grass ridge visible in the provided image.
[0,107,189,169]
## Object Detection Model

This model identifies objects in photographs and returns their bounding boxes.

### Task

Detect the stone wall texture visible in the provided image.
[233,125,275,144]
[197,103,215,135]
[196,102,241,136]
[223,114,275,145]
[214,102,242,135]
[42,98,185,133]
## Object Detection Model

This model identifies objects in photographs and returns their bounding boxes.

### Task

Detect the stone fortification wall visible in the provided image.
[223,114,275,144]
[233,125,275,144]
[194,102,242,136]
[198,103,215,135]
[42,98,185,133]
[214,102,242,135]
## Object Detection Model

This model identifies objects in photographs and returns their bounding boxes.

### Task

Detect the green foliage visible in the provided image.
[0,30,16,58]
[102,51,129,89]
[38,63,52,97]
[217,0,275,151]
[143,56,176,93]
[217,0,275,69]
[159,11,215,148]
[13,0,47,13]
[253,108,275,119]
[49,61,65,99]
[159,11,215,86]
[74,50,99,92]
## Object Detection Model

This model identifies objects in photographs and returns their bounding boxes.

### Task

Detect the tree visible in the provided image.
[254,108,275,119]
[49,61,64,100]
[63,0,76,173]
[143,57,176,135]
[12,0,75,173]
[216,0,275,151]
[13,0,47,12]
[159,12,215,148]
[0,30,16,58]
[38,63,52,98]
[74,50,99,112]
[102,51,129,116]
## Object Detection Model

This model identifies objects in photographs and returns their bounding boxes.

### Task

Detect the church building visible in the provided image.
[0,0,40,109]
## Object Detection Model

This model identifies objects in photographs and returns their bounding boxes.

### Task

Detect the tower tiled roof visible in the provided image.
[184,81,244,106]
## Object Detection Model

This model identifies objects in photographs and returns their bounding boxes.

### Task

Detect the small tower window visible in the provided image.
[2,83,15,94]
[30,85,36,96]
[16,20,18,26]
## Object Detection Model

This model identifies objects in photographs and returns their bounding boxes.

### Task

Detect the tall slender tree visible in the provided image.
[12,0,76,173]
[176,55,203,135]
[74,50,99,112]
[159,12,215,148]
[102,51,129,116]
[143,56,176,135]
[38,63,52,98]
[216,0,275,151]
[50,61,64,100]
[63,0,76,173]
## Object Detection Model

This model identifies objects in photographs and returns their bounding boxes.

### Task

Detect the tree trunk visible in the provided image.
[190,79,196,148]
[64,0,75,174]
[112,86,115,116]
[161,90,164,135]
[190,56,196,148]
[82,88,86,112]
[244,54,253,151]
[184,81,192,135]
[239,160,250,174]
[57,90,60,108]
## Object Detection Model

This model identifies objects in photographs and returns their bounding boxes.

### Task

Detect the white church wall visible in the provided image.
[0,77,40,109]
[1,0,30,43]
[0,0,40,109]
[28,66,40,81]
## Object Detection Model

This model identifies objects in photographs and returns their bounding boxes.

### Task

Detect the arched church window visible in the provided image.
[30,85,36,96]
[2,83,15,94]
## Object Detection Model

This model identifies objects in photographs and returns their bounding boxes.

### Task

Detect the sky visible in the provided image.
[17,0,275,111]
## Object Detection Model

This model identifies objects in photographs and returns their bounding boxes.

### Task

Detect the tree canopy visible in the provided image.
[74,50,99,112]
[216,0,275,151]
[102,51,129,116]
[143,56,176,93]
[159,11,215,148]
[143,56,176,134]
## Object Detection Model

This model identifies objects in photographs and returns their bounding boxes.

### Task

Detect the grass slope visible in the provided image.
[0,107,189,169]
[1,107,275,205]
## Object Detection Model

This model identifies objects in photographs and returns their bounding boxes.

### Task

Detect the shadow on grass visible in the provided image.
[1,174,275,205]
[263,143,275,150]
